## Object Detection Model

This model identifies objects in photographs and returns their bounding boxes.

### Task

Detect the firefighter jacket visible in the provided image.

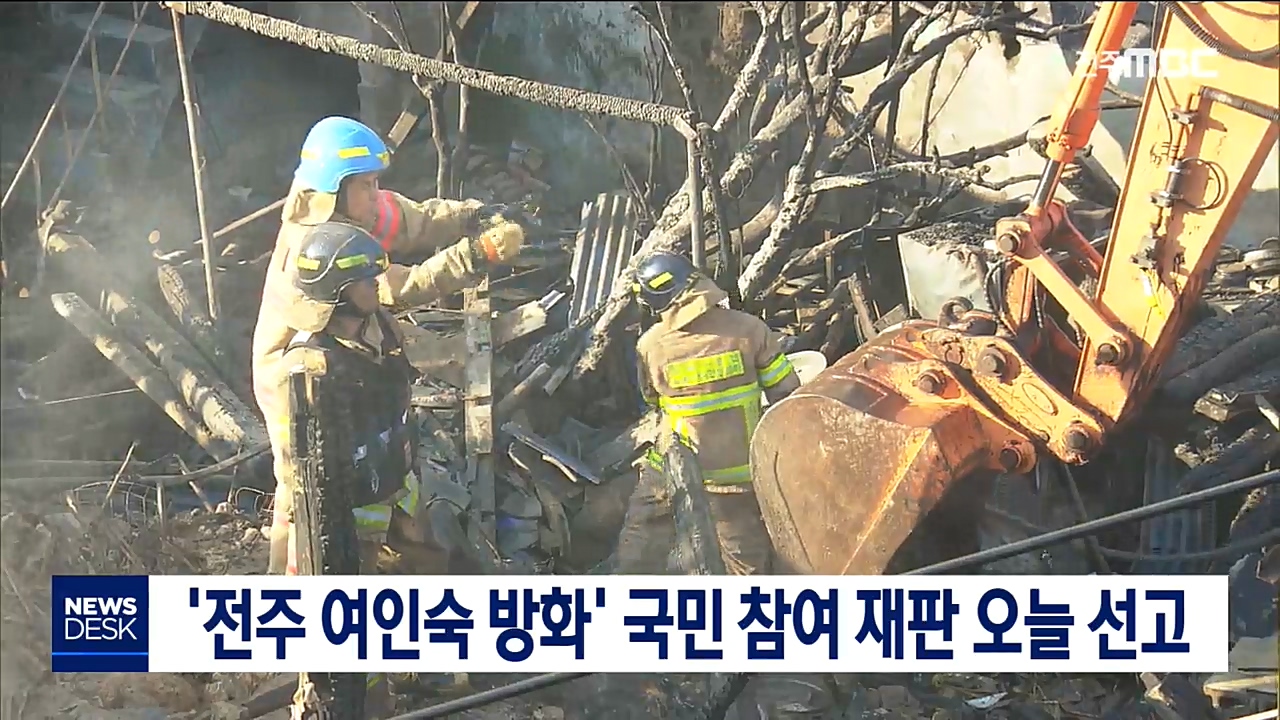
[637,277,802,486]
[281,309,422,538]
[253,181,482,491]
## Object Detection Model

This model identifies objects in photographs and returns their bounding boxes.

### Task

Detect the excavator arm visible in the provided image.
[749,1,1280,575]
[1001,0,1280,431]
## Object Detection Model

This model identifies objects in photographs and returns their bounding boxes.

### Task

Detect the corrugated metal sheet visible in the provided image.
[567,192,639,325]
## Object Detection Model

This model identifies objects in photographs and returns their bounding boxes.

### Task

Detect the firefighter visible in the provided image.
[254,115,524,574]
[618,251,801,575]
[279,221,441,718]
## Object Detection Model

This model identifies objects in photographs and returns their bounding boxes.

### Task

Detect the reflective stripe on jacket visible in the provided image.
[637,283,800,485]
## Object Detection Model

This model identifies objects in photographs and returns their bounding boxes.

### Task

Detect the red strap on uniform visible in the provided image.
[370,190,402,251]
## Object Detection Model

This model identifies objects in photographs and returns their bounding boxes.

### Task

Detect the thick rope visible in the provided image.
[167,2,696,138]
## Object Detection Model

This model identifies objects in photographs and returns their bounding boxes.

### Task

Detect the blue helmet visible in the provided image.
[293,116,390,194]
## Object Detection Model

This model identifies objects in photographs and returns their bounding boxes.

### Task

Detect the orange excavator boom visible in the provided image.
[750,1,1280,575]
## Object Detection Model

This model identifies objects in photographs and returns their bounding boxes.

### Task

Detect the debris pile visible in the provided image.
[0,501,274,719]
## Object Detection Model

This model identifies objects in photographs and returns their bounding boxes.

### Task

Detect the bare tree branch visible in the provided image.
[714,3,785,132]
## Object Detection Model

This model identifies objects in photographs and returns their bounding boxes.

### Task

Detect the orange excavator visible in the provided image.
[750,2,1280,575]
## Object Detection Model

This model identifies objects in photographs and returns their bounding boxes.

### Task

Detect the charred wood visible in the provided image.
[45,231,268,453]
[156,262,232,390]
[50,292,233,460]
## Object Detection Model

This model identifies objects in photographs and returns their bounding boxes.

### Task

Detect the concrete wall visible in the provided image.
[840,1,1279,250]
[479,2,660,202]
[270,1,440,134]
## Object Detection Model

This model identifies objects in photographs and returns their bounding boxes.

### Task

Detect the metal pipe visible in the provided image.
[0,3,107,212]
[906,468,1280,575]
[385,672,592,720]
[687,137,706,270]
[171,7,220,324]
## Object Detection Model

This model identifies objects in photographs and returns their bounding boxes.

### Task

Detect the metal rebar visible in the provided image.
[0,3,108,212]
[1056,461,1112,574]
[385,672,592,720]
[171,7,220,324]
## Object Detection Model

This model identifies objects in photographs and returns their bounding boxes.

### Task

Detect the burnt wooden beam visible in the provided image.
[45,231,268,453]
[663,441,726,576]
[463,278,497,560]
[399,298,547,387]
[156,262,233,384]
[50,292,233,460]
[288,369,365,718]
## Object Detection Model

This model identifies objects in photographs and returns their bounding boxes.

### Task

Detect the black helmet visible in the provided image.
[293,222,389,303]
[634,251,699,312]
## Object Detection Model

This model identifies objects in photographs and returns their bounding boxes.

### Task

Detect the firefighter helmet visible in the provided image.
[293,116,391,194]
[293,222,390,304]
[634,251,699,312]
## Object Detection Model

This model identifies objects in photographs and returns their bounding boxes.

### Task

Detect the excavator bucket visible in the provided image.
[749,323,1032,575]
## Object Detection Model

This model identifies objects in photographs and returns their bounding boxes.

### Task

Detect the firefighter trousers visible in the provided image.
[615,465,774,575]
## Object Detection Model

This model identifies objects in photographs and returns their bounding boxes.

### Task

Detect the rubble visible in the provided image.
[2,1,1278,719]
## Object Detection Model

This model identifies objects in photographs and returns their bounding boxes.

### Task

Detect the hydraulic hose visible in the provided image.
[1161,1,1280,65]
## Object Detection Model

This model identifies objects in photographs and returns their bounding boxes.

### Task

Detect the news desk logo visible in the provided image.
[1081,48,1219,81]
[52,575,150,672]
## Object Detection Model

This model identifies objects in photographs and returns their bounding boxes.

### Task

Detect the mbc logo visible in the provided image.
[1079,48,1220,80]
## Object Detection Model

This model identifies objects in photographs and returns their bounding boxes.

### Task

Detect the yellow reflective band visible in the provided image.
[334,253,371,270]
[704,464,752,484]
[646,447,751,485]
[646,447,665,470]
[759,354,796,389]
[659,382,762,418]
[353,504,393,531]
[395,472,420,517]
[366,674,382,689]
[296,256,322,271]
[664,350,746,390]
[300,147,390,165]
[351,471,420,531]
[647,271,674,289]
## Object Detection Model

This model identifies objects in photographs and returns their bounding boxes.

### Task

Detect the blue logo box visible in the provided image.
[51,575,150,672]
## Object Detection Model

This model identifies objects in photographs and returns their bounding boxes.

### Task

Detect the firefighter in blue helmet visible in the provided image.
[254,116,526,577]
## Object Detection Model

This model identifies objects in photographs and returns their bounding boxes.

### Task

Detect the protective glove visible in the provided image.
[470,220,524,267]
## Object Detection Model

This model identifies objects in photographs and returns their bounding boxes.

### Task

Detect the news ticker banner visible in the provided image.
[52,574,1225,674]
